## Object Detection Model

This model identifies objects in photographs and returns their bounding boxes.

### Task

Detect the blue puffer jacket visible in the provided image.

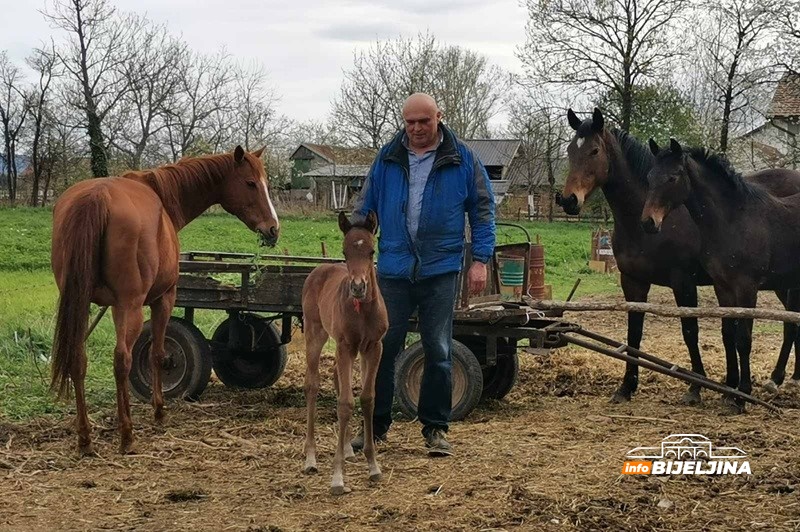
[353,124,496,281]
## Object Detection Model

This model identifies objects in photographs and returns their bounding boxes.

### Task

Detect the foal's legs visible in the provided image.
[331,344,356,495]
[766,289,799,392]
[303,321,328,475]
[360,341,383,482]
[613,274,650,402]
[672,278,706,405]
[149,285,176,423]
[112,301,145,453]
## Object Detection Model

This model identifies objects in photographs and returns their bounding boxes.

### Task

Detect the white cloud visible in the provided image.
[1,0,528,128]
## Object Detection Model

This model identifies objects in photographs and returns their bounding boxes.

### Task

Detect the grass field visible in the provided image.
[0,206,619,420]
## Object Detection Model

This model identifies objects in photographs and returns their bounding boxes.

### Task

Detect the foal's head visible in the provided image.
[338,210,378,300]
[220,145,281,247]
[641,138,692,234]
[561,107,611,215]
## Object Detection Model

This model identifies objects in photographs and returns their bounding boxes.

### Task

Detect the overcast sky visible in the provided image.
[0,0,528,127]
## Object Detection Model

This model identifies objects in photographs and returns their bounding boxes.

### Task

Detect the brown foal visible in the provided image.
[50,146,280,455]
[301,211,388,495]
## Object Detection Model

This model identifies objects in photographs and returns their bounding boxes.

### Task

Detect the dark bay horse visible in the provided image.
[560,108,800,405]
[301,211,388,495]
[642,139,800,410]
[51,146,280,455]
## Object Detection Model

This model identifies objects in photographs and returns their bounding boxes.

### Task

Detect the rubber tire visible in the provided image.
[130,317,213,403]
[210,315,288,389]
[394,339,483,422]
[454,336,519,401]
[480,352,520,401]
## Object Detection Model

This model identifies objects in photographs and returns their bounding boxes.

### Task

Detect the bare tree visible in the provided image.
[507,88,571,221]
[518,0,688,131]
[227,61,285,151]
[162,49,232,161]
[332,49,394,148]
[42,0,134,177]
[690,0,789,151]
[0,52,29,203]
[333,33,508,147]
[110,18,187,169]
[25,43,58,206]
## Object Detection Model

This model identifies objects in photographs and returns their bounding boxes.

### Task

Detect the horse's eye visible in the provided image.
[246,181,257,188]
[589,148,599,156]
[669,175,678,183]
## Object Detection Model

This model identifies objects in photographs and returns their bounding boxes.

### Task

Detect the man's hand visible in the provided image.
[468,261,487,295]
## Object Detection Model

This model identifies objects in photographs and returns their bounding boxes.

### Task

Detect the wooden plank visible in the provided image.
[531,299,800,324]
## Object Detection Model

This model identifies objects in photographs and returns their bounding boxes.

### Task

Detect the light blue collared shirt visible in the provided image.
[404,132,443,243]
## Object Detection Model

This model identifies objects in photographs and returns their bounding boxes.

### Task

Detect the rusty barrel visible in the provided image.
[528,241,547,300]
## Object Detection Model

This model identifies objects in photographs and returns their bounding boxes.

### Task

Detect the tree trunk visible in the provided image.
[86,109,108,177]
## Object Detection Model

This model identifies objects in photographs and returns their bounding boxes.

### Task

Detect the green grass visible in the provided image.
[0,206,617,420]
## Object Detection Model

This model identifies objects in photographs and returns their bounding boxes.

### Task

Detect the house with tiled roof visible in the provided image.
[731,73,800,171]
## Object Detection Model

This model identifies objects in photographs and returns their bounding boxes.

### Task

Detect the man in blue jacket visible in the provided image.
[351,92,496,456]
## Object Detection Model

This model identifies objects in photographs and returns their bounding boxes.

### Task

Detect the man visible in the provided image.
[350,92,496,456]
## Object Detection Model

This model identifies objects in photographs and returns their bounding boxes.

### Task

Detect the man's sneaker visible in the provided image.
[350,429,387,453]
[424,428,453,457]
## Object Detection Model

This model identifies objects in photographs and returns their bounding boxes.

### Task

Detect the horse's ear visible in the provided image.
[252,146,266,159]
[338,211,352,234]
[567,108,581,131]
[669,138,683,155]
[365,210,378,234]
[648,138,660,156]
[591,108,604,132]
[234,145,245,164]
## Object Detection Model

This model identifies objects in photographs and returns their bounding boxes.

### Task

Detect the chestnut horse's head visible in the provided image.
[641,138,692,234]
[338,210,378,300]
[560,107,611,215]
[219,145,280,247]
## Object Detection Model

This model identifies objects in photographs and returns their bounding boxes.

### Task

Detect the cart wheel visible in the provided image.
[395,339,483,422]
[210,314,288,389]
[480,352,519,401]
[454,336,519,401]
[130,317,212,403]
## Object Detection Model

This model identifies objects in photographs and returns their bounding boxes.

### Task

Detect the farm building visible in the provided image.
[290,138,537,211]
[731,73,800,171]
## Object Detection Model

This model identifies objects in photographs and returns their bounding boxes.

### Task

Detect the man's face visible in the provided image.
[403,105,441,150]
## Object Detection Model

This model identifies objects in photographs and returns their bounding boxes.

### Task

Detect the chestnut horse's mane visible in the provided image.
[119,153,248,227]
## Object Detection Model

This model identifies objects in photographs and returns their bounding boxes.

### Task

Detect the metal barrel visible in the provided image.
[528,241,547,300]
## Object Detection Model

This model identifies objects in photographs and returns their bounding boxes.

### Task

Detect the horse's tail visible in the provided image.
[51,189,109,400]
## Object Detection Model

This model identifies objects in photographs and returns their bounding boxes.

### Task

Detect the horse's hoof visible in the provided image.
[303,465,318,475]
[344,446,356,461]
[762,380,779,395]
[78,443,96,458]
[369,472,382,483]
[330,485,351,496]
[119,437,135,455]
[610,391,632,404]
[720,395,746,415]
[154,409,166,425]
[681,391,702,406]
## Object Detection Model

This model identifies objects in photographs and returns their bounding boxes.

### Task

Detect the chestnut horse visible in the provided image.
[50,146,280,455]
[301,211,388,495]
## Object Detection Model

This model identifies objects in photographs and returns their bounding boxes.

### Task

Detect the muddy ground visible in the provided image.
[2,286,800,531]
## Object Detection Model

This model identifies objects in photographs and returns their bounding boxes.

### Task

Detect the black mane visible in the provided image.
[611,129,655,184]
[686,147,768,202]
